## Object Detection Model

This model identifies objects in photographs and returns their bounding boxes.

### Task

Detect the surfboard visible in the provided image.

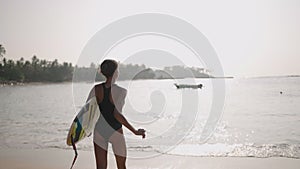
[66,96,100,169]
[66,96,100,146]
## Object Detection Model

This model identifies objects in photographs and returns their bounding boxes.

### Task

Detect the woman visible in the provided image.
[87,59,145,169]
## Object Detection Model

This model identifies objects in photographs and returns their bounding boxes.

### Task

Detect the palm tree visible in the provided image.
[0,44,6,58]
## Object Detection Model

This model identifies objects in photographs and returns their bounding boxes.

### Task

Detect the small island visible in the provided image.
[0,44,231,85]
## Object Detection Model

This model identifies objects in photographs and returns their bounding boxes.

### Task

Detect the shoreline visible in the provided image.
[0,148,299,169]
[2,75,300,86]
[0,81,75,87]
[0,77,232,86]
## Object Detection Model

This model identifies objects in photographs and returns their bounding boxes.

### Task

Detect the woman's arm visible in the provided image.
[113,87,145,138]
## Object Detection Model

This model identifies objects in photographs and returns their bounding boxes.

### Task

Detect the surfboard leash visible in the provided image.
[70,135,78,169]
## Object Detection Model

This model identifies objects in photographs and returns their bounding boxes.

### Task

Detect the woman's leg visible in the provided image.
[94,131,109,169]
[109,128,127,169]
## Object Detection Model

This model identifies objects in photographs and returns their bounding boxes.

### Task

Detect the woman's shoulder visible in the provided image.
[93,83,103,90]
[112,84,127,93]
[112,84,127,92]
[94,82,103,86]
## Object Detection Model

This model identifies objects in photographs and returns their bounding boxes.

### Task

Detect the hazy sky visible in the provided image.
[0,0,299,77]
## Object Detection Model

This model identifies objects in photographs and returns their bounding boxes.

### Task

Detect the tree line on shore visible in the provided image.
[0,45,211,83]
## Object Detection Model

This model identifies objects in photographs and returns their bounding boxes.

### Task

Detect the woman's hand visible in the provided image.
[134,129,146,139]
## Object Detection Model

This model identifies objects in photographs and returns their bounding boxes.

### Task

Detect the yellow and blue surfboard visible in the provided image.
[66,96,100,169]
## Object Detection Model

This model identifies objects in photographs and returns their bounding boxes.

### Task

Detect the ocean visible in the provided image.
[0,77,299,159]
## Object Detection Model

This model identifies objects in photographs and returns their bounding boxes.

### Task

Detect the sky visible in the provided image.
[0,0,299,77]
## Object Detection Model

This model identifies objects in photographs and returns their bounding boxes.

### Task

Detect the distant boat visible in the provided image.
[174,83,203,89]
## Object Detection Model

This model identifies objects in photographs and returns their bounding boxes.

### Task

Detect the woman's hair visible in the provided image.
[100,59,118,78]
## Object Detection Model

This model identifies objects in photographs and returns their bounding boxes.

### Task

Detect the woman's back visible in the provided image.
[94,83,122,140]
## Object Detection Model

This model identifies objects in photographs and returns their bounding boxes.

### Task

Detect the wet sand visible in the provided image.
[0,149,299,169]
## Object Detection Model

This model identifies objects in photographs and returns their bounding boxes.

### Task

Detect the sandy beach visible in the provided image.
[1,0,300,168]
[0,148,299,169]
